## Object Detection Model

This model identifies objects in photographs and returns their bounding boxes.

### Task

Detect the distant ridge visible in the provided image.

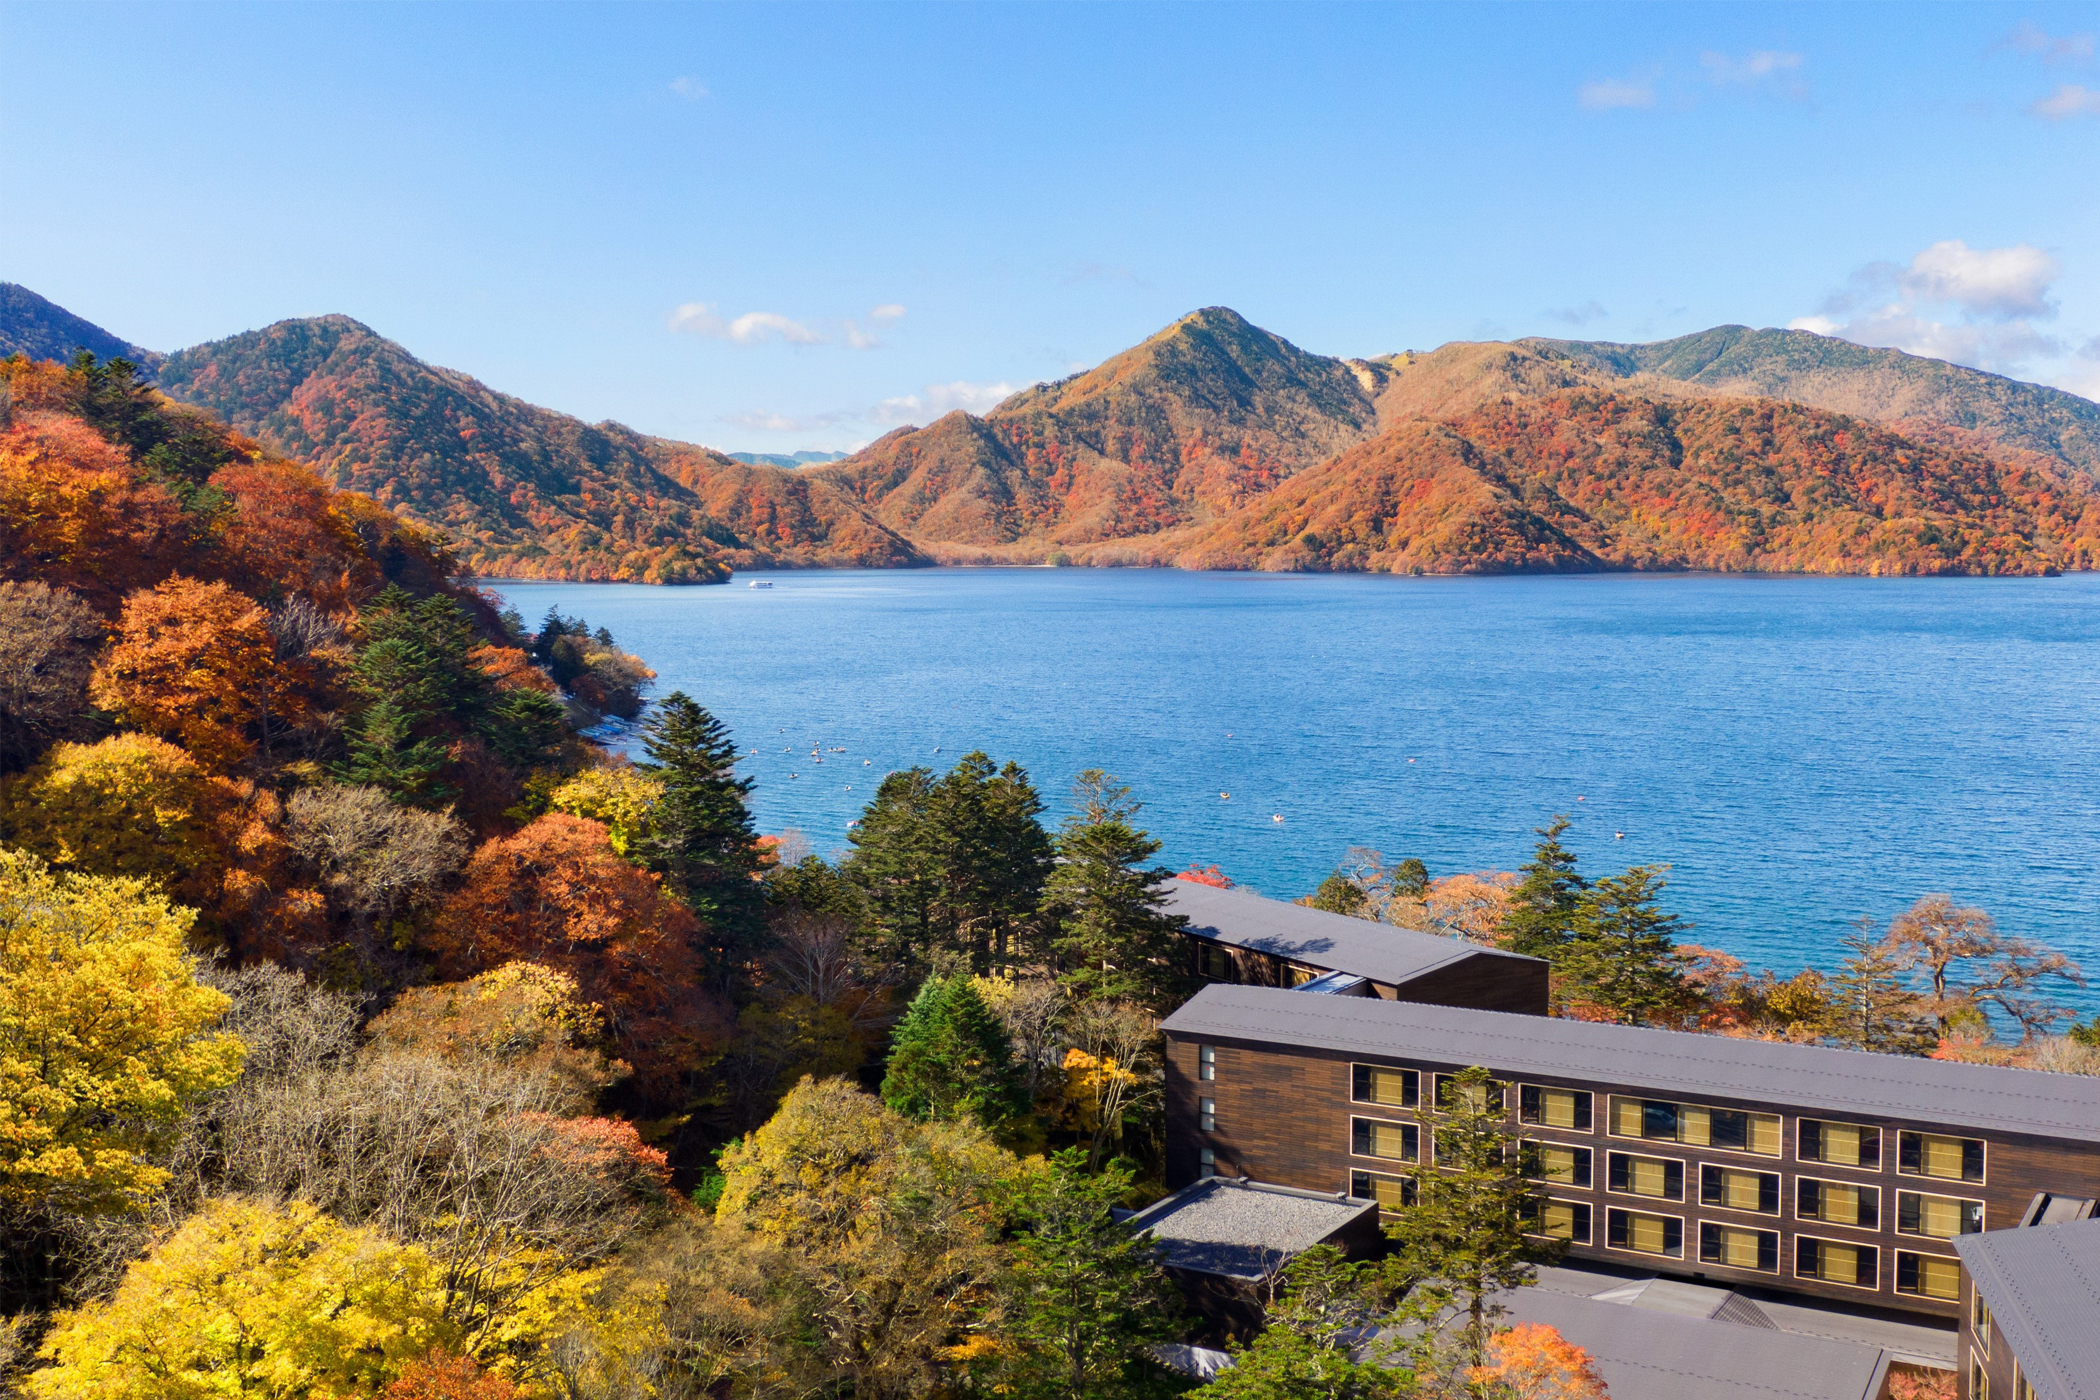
[729,450,849,467]
[0,282,158,367]
[1525,325,2100,484]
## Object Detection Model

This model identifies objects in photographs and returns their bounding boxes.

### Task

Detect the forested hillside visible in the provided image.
[155,316,925,580]
[0,284,155,367]
[1528,325,2100,484]
[1067,390,2100,576]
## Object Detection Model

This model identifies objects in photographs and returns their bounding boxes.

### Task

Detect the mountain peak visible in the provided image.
[0,282,158,367]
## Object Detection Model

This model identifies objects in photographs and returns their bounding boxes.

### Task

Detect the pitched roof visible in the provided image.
[1160,878,1541,989]
[1160,984,2100,1143]
[1124,1176,1377,1281]
[1955,1220,2100,1400]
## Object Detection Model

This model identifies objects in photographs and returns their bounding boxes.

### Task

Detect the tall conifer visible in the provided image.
[1498,816,1586,958]
[638,691,762,977]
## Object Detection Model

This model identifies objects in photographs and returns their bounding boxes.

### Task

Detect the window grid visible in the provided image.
[1198,1045,1215,1082]
[1605,1207,1685,1259]
[1795,1234,1881,1291]
[1606,1150,1687,1202]
[1518,1084,1594,1132]
[1524,1139,1593,1189]
[1433,1073,1505,1116]
[1897,1131,1986,1185]
[1350,1116,1418,1164]
[1972,1293,1992,1356]
[1350,1064,1419,1110]
[1524,1198,1593,1245]
[1198,1097,1216,1132]
[1698,1221,1780,1274]
[1796,1176,1881,1231]
[1198,1147,1215,1180]
[1896,1250,1963,1302]
[1607,1095,1781,1157]
[1896,1190,1985,1239]
[1797,1119,1882,1171]
[1700,1163,1781,1216]
[1350,1169,1415,1213]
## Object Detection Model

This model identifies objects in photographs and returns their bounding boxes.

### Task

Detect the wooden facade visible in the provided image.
[1165,1033,2100,1323]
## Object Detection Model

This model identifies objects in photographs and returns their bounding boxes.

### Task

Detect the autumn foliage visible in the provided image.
[432,814,729,1092]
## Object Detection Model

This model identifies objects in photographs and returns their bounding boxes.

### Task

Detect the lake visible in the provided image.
[492,569,2100,1009]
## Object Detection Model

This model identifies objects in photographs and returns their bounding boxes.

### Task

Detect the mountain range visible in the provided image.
[6,281,2098,580]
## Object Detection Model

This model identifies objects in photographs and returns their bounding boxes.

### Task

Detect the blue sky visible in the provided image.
[4,1,2097,452]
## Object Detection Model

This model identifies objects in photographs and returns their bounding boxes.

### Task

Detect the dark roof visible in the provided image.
[1124,1176,1377,1281]
[1160,878,1541,989]
[1493,1288,1890,1400]
[1160,984,2100,1144]
[1955,1220,2100,1400]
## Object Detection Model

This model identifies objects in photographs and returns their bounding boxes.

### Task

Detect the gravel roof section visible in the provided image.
[1161,984,2100,1143]
[1125,1177,1377,1281]
[1161,878,1542,990]
[1955,1220,2100,1400]
[1494,1288,1890,1400]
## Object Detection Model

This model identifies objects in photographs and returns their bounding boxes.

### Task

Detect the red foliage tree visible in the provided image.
[431,814,730,1098]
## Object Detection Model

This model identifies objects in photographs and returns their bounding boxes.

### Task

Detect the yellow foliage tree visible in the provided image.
[547,767,663,858]
[30,1198,455,1400]
[2,733,233,896]
[0,847,244,1208]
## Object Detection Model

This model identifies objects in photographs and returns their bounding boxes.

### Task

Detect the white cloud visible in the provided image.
[2002,21,2095,64]
[869,304,907,322]
[669,303,825,345]
[1578,77,1654,111]
[1548,301,1608,327]
[1701,49,1807,95]
[669,76,708,100]
[871,380,1023,425]
[720,408,856,432]
[1792,241,2075,378]
[1900,240,2061,320]
[2033,83,2100,118]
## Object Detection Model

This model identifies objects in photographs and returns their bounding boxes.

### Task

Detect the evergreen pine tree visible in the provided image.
[931,752,1054,972]
[1383,1066,1551,1373]
[1558,865,1691,1025]
[332,695,451,803]
[993,1148,1184,1400]
[1497,816,1586,958]
[1392,858,1431,899]
[880,975,1030,1127]
[1195,1246,1402,1400]
[1044,770,1190,1013]
[844,767,944,965]
[637,692,762,974]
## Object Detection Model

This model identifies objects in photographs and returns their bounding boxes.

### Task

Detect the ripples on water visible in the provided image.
[495,570,2100,1009]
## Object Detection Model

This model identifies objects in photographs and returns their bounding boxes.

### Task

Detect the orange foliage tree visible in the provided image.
[1473,1322,1609,1400]
[0,408,189,608]
[382,1350,517,1400]
[89,576,298,770]
[430,814,729,1098]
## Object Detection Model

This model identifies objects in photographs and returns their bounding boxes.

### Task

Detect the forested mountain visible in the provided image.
[6,284,2098,580]
[0,283,157,367]
[155,317,925,580]
[1526,325,2100,484]
[822,307,1393,545]
[1078,390,2100,576]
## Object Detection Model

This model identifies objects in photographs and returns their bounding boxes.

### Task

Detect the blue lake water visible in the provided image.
[493,570,2100,1009]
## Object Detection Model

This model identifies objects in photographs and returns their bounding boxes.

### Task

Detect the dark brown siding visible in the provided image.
[1392,955,1551,1016]
[1167,1033,2100,1322]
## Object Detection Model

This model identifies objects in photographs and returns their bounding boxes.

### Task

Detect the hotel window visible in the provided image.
[1971,1354,1990,1400]
[1199,1098,1216,1131]
[1519,1085,1593,1131]
[1897,1191,1984,1239]
[1609,1097,1780,1156]
[1798,1178,1880,1230]
[1607,1152,1685,1201]
[1605,1208,1683,1258]
[1198,1147,1216,1179]
[1350,1170,1415,1213]
[1700,1165,1781,1215]
[1972,1293,1992,1355]
[1285,965,1318,987]
[1525,1141,1593,1189]
[1522,1199,1592,1245]
[1198,1045,1215,1082]
[1434,1074,1505,1115]
[1352,1064,1419,1109]
[1351,1117,1418,1163]
[1896,1251,1963,1301]
[1898,1131,1985,1184]
[2016,1364,2035,1400]
[1799,1119,1881,1170]
[1796,1236,1878,1289]
[1699,1223,1779,1273]
[1197,943,1234,981]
